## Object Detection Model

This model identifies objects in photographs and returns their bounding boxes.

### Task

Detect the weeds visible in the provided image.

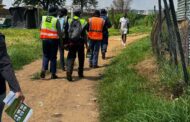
[0,29,42,70]
[99,37,190,122]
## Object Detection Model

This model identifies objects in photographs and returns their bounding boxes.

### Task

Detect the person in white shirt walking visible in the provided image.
[119,14,129,47]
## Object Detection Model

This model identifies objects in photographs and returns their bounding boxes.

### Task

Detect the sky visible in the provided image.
[3,0,178,10]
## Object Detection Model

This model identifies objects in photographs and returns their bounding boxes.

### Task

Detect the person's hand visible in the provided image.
[15,91,25,102]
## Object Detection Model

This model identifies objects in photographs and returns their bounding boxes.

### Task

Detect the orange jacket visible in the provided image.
[88,17,105,41]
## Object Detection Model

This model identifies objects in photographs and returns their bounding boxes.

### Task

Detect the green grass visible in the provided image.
[99,37,190,122]
[109,26,151,36]
[0,29,42,70]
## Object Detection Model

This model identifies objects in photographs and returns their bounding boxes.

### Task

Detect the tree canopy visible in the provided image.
[112,0,132,12]
[73,0,98,12]
[13,0,66,10]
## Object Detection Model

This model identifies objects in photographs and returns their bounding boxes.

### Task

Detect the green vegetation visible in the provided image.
[109,26,151,36]
[108,12,153,36]
[0,29,42,70]
[110,12,155,29]
[99,37,190,122]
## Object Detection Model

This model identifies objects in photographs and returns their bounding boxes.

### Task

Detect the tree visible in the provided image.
[13,0,66,10]
[112,0,132,12]
[73,0,98,12]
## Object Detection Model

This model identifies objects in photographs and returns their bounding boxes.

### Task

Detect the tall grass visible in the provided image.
[109,26,151,36]
[109,12,155,29]
[0,29,42,70]
[99,37,190,122]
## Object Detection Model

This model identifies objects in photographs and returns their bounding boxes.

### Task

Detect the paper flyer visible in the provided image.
[3,91,33,122]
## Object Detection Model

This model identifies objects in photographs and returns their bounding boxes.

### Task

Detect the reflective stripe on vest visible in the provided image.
[40,16,59,39]
[88,17,105,41]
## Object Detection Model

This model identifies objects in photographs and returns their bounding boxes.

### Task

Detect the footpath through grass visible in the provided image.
[0,29,41,70]
[99,37,190,122]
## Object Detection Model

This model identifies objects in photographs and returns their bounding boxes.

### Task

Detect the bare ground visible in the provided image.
[3,34,148,122]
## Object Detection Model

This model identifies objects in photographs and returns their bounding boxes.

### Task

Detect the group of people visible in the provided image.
[0,7,130,121]
[40,7,112,81]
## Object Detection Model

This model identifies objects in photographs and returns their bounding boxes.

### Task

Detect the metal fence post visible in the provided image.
[169,0,189,84]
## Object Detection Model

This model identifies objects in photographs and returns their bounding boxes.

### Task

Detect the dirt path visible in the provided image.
[3,34,148,122]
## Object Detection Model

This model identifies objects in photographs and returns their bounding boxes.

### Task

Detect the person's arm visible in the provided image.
[56,20,62,38]
[64,17,69,41]
[82,23,88,49]
[127,19,130,34]
[56,20,63,47]
[118,18,121,29]
[0,35,24,99]
[107,18,112,28]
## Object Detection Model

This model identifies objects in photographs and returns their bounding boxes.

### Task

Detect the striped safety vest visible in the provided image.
[40,16,59,39]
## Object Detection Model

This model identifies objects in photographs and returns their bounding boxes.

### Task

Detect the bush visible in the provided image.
[109,11,155,29]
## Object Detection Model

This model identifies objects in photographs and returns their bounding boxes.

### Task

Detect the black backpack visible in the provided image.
[68,19,82,41]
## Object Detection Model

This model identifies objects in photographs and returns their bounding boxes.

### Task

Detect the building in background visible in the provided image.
[131,9,155,15]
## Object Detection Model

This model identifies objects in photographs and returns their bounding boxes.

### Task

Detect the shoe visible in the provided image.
[89,64,93,68]
[102,53,106,60]
[51,74,58,79]
[92,65,99,68]
[67,72,73,81]
[62,67,66,71]
[40,71,45,78]
[78,72,84,78]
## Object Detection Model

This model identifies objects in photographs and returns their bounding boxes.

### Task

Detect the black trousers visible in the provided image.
[67,44,85,74]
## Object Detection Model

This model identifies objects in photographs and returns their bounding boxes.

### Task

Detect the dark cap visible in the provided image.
[48,6,58,16]
[93,10,100,17]
[59,8,68,17]
[74,9,81,17]
[100,9,107,15]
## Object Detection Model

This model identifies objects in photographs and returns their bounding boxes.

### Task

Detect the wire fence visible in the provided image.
[151,0,189,84]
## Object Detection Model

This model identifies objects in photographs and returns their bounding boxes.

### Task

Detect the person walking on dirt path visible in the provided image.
[58,8,69,71]
[100,9,112,60]
[87,10,105,68]
[119,13,129,47]
[0,33,24,122]
[66,9,88,81]
[40,6,62,79]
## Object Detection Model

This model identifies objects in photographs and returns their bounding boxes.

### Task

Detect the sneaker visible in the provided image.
[62,67,66,71]
[67,72,73,81]
[89,64,93,68]
[78,72,84,78]
[51,74,58,79]
[40,71,45,78]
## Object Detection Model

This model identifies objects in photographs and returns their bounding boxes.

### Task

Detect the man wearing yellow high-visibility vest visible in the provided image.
[66,9,88,81]
[40,6,62,79]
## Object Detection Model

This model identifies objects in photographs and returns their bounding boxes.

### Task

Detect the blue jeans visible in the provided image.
[42,39,59,74]
[101,35,109,53]
[89,41,101,66]
[0,93,6,122]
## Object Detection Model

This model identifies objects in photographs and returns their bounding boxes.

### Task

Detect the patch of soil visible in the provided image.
[135,57,159,82]
[134,56,173,100]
